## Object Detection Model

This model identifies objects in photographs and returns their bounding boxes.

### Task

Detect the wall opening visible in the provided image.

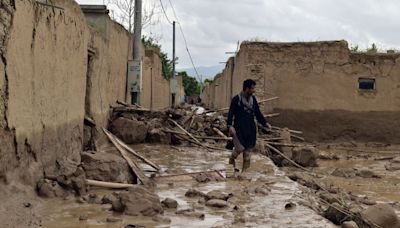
[358,78,375,90]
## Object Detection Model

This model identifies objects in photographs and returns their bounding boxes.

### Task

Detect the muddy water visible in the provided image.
[41,144,335,227]
[315,144,400,204]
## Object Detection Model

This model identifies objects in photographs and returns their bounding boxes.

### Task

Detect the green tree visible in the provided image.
[366,43,378,54]
[204,78,213,84]
[142,36,173,79]
[350,45,359,53]
[178,71,200,96]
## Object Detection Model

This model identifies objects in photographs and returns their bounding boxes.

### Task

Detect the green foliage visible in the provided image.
[350,45,359,53]
[366,43,378,54]
[178,71,200,96]
[204,78,213,84]
[142,36,173,79]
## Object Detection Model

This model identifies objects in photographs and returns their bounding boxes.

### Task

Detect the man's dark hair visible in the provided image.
[243,79,256,90]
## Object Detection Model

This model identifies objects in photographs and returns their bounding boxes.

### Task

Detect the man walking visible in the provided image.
[227,79,271,173]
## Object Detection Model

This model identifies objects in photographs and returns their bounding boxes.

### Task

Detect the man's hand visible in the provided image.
[229,126,236,136]
[264,123,272,130]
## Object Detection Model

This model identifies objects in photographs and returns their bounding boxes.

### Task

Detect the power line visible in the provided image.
[167,0,201,82]
[158,0,173,25]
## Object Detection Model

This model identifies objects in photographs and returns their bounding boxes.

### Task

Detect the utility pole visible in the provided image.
[128,0,142,105]
[170,21,176,106]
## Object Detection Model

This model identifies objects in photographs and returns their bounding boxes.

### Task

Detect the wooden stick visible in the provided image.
[212,127,228,139]
[163,129,186,135]
[113,134,160,171]
[102,128,149,184]
[169,119,205,148]
[263,141,309,147]
[87,179,135,189]
[271,126,303,134]
[265,143,309,172]
[265,113,280,118]
[291,134,305,141]
[197,136,232,140]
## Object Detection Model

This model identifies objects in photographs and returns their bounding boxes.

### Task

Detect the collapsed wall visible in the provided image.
[203,40,400,143]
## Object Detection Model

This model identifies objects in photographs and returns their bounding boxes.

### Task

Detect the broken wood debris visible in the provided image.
[103,128,149,184]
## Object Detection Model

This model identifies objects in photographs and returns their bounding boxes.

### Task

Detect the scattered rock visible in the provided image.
[83,193,102,204]
[110,117,148,143]
[291,146,318,167]
[147,128,171,144]
[360,204,400,228]
[23,202,31,208]
[198,198,206,204]
[206,199,228,208]
[79,214,88,221]
[117,186,163,216]
[37,179,68,198]
[185,189,206,198]
[102,193,119,205]
[254,186,270,195]
[176,209,205,220]
[194,173,211,183]
[324,203,349,225]
[106,217,122,223]
[342,221,359,228]
[205,190,230,201]
[385,157,400,171]
[81,152,135,183]
[161,198,178,209]
[356,168,381,178]
[331,168,357,178]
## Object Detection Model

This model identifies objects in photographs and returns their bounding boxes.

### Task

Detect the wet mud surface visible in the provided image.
[41,144,335,227]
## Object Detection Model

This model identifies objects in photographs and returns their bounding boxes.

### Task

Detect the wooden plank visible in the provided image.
[102,128,149,184]
[212,127,228,139]
[87,179,135,189]
[169,119,206,148]
[265,143,309,172]
[112,133,160,171]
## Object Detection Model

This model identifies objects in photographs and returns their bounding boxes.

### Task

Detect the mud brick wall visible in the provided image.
[203,40,400,143]
[0,0,88,185]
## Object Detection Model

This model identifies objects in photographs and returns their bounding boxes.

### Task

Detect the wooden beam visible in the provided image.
[87,179,135,189]
[102,128,149,184]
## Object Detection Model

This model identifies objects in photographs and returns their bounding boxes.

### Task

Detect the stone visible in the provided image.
[206,199,228,208]
[291,146,318,167]
[161,198,178,209]
[147,128,171,144]
[110,117,148,144]
[385,158,400,171]
[318,191,340,204]
[331,168,356,178]
[342,221,359,228]
[117,186,163,216]
[356,168,381,178]
[37,179,68,198]
[185,189,206,198]
[102,193,119,205]
[176,209,205,220]
[324,203,348,225]
[81,152,135,183]
[79,214,88,221]
[205,190,230,201]
[254,186,269,195]
[360,204,400,228]
[106,217,122,223]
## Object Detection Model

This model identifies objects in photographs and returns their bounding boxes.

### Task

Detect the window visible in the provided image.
[358,78,375,90]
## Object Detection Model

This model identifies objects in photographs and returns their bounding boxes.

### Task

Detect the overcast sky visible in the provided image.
[76,0,400,72]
